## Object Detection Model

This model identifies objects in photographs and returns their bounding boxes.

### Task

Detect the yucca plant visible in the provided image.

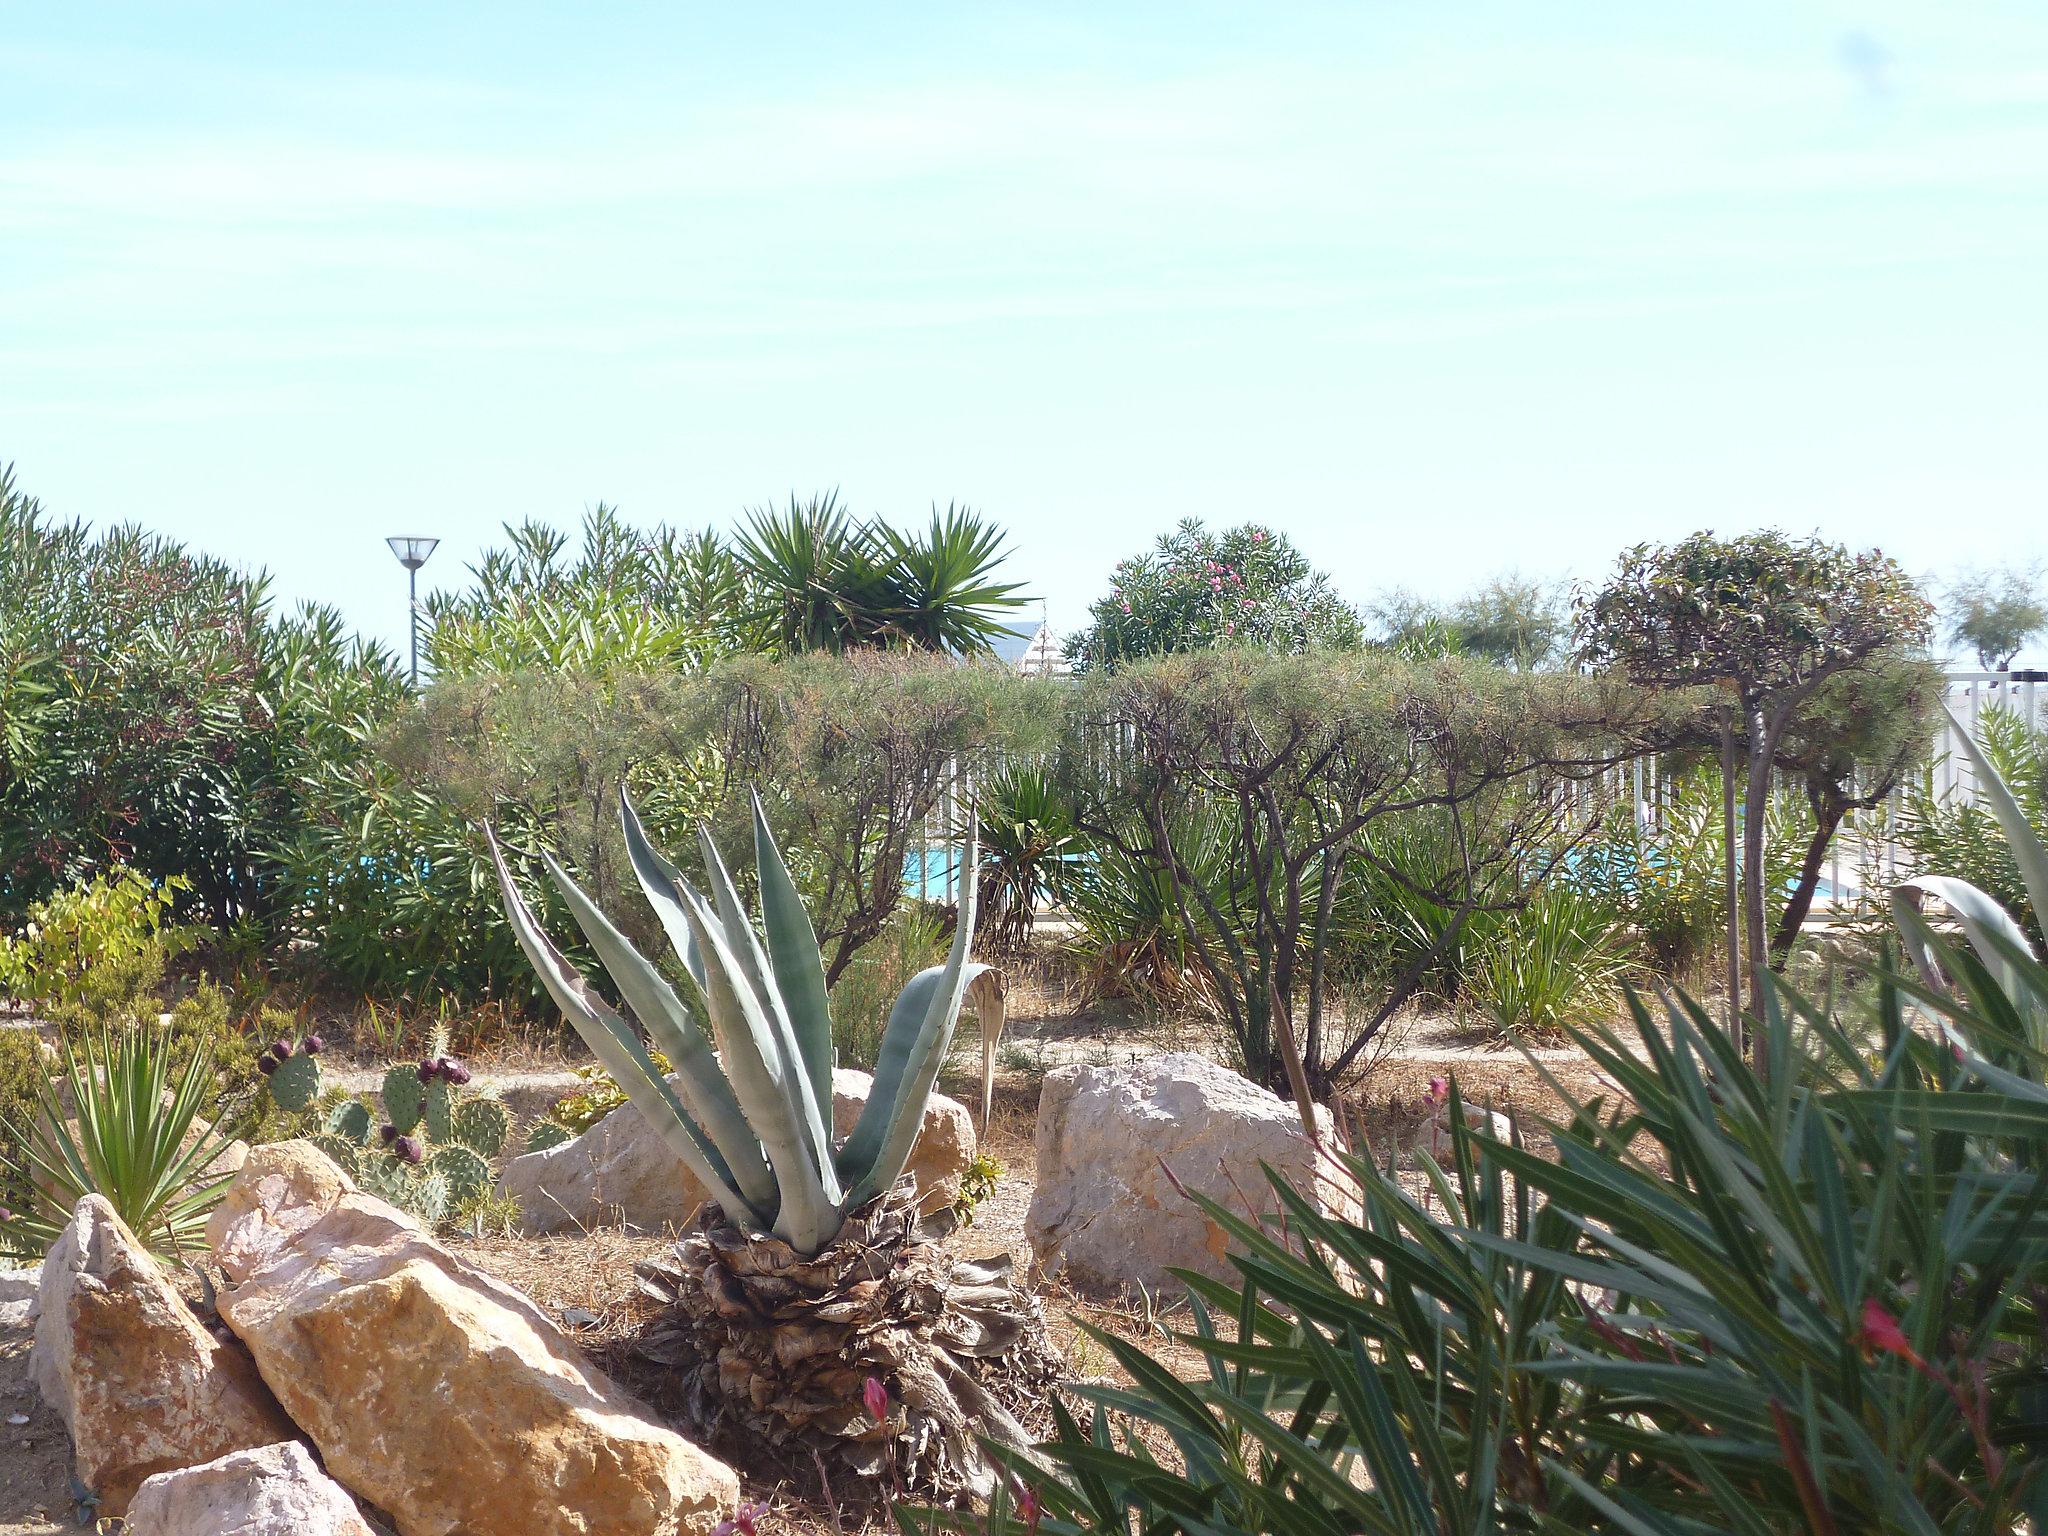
[488,789,1056,1504]
[0,1023,234,1260]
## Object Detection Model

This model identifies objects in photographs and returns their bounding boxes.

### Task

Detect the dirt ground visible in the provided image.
[0,981,1644,1534]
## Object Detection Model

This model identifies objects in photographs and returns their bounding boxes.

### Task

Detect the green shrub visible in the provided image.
[913,712,2048,1536]
[827,905,946,1071]
[1460,881,1633,1037]
[0,868,196,1010]
[0,1023,234,1260]
[1892,704,2048,946]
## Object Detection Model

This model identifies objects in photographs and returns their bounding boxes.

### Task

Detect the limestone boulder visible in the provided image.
[501,1067,975,1235]
[31,1195,296,1514]
[123,1441,375,1536]
[1026,1053,1351,1294]
[208,1142,737,1536]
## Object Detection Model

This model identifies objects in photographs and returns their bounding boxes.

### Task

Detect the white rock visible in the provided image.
[31,1196,296,1514]
[207,1142,738,1536]
[1026,1053,1354,1295]
[500,1068,976,1235]
[123,1441,375,1536]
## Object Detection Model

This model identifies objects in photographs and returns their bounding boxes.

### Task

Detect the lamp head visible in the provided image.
[386,536,440,571]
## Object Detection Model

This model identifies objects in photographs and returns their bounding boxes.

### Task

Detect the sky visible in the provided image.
[4,3,2046,665]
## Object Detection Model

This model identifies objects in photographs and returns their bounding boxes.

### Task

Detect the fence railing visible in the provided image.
[915,669,2048,919]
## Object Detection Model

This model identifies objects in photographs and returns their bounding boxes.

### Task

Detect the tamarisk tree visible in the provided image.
[1057,651,1650,1095]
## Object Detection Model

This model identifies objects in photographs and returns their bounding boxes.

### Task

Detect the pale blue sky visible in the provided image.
[4,3,2045,662]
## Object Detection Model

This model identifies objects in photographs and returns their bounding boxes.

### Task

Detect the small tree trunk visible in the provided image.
[1741,703,1774,1063]
[1720,710,1742,1047]
[1772,786,1844,969]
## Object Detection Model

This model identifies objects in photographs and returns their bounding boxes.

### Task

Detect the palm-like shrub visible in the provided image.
[921,717,2048,1534]
[490,791,1055,1502]
[0,1024,234,1260]
[970,762,1078,955]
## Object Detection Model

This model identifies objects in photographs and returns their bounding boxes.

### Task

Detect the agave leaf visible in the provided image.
[1944,703,2048,943]
[841,823,982,1206]
[539,848,775,1208]
[695,825,839,1193]
[1893,876,2048,1046]
[752,791,836,1115]
[670,874,843,1250]
[620,789,706,991]
[485,828,761,1230]
[967,966,1006,1133]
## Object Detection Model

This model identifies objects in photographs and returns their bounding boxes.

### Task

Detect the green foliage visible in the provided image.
[492,792,991,1256]
[828,905,947,1071]
[427,1143,492,1206]
[1894,705,2048,947]
[0,1028,51,1209]
[1068,517,1362,672]
[1944,564,2047,670]
[1460,881,1633,1037]
[1061,649,1652,1090]
[1578,762,1812,980]
[0,868,196,1010]
[941,977,2048,1533]
[0,1024,233,1260]
[424,507,747,678]
[548,1054,668,1134]
[952,1150,1001,1225]
[423,1076,455,1144]
[1374,573,1569,669]
[931,718,2048,1536]
[968,761,1078,954]
[734,494,1028,656]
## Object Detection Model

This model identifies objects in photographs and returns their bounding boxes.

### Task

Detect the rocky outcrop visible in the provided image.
[501,1068,975,1235]
[123,1441,375,1536]
[208,1142,738,1536]
[1025,1053,1351,1294]
[31,1196,296,1514]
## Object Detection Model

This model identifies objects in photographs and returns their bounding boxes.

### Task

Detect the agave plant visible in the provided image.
[488,789,1056,1502]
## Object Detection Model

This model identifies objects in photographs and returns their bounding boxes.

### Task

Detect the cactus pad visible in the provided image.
[428,1143,492,1206]
[326,1098,372,1145]
[423,1077,455,1145]
[307,1133,361,1179]
[267,1052,322,1113]
[451,1097,510,1157]
[381,1065,424,1134]
[523,1118,576,1155]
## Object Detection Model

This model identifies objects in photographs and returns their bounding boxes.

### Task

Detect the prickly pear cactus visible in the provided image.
[326,1098,372,1145]
[360,1157,450,1229]
[524,1118,575,1155]
[268,1052,322,1112]
[308,1133,362,1178]
[382,1065,424,1134]
[451,1097,509,1158]
[423,1076,456,1145]
[428,1143,491,1206]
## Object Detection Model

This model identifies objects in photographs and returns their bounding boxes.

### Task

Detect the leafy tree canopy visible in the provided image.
[1943,564,2047,671]
[1067,518,1361,672]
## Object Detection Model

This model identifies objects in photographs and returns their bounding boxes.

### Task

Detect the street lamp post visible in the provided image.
[385,536,441,687]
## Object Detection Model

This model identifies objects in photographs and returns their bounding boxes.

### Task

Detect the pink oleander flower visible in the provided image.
[864,1375,889,1423]
[1223,621,1235,635]
[1857,1298,1923,1367]
[713,1501,770,1536]
[1252,529,1266,541]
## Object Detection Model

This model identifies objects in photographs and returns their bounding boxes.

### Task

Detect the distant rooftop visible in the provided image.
[988,620,1070,676]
